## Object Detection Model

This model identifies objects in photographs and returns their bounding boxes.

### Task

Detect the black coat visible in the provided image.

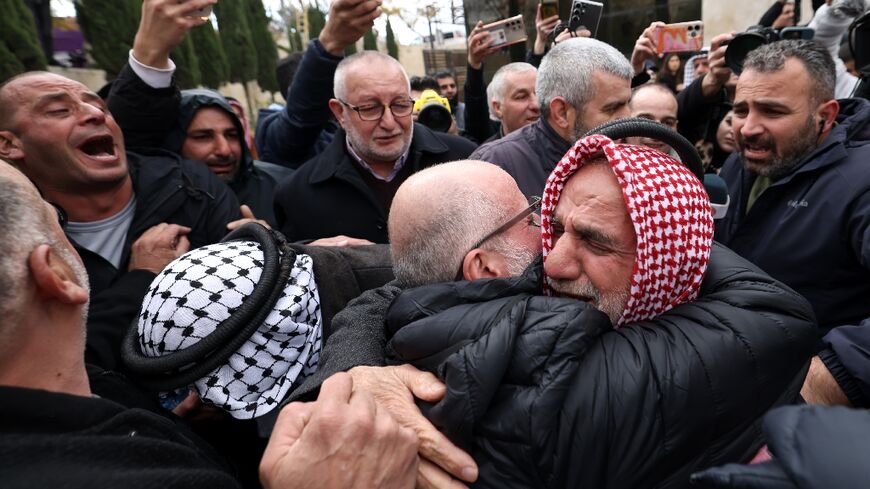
[0,383,240,489]
[273,123,477,243]
[692,405,870,489]
[384,244,817,489]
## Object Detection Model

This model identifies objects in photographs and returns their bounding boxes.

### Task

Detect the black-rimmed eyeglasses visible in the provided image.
[337,98,415,121]
[455,196,542,280]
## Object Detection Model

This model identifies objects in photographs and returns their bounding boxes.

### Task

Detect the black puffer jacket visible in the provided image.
[692,405,870,489]
[385,243,817,489]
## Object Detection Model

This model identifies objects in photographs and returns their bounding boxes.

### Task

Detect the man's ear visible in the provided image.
[548,97,575,132]
[816,99,840,133]
[461,249,508,281]
[491,100,503,120]
[28,245,88,306]
[0,131,24,162]
[328,99,347,128]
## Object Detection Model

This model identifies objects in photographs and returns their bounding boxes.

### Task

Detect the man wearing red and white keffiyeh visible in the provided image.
[541,134,714,326]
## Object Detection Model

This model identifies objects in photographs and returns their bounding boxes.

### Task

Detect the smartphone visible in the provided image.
[780,26,815,40]
[180,0,213,18]
[655,21,704,53]
[568,0,604,38]
[540,0,559,19]
[480,15,528,48]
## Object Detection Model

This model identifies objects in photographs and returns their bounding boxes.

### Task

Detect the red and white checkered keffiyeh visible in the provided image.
[541,134,714,326]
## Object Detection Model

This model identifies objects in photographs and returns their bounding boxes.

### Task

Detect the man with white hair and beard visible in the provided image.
[286,145,817,487]
[273,51,476,244]
[715,39,870,409]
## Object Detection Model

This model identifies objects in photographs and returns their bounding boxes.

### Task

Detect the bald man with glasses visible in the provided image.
[272,51,477,245]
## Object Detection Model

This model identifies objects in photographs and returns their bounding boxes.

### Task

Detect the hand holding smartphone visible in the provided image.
[480,15,528,48]
[655,21,704,53]
[568,0,603,38]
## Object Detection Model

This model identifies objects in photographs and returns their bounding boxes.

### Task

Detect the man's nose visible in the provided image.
[379,106,399,129]
[529,94,541,113]
[543,236,580,280]
[79,102,107,125]
[213,135,232,156]
[740,113,764,138]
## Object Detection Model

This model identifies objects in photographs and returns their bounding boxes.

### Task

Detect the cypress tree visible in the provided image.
[344,42,357,56]
[292,29,304,52]
[0,0,47,78]
[0,39,26,83]
[307,4,325,40]
[363,29,378,51]
[190,20,230,88]
[171,35,202,88]
[215,0,258,84]
[386,17,399,61]
[75,0,140,78]
[246,0,279,93]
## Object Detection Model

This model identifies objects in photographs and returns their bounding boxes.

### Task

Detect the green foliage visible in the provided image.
[385,17,399,61]
[306,4,325,40]
[363,29,378,51]
[215,0,258,83]
[171,35,202,89]
[0,0,47,81]
[190,20,230,89]
[344,42,357,56]
[75,0,140,78]
[292,29,304,52]
[0,39,26,83]
[246,0,279,93]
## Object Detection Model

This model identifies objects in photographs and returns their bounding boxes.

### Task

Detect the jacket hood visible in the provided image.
[163,88,255,177]
[836,97,870,143]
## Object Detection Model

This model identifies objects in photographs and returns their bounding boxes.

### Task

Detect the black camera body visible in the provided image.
[725,25,780,75]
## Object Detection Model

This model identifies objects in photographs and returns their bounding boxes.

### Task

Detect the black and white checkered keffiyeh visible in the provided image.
[137,240,322,419]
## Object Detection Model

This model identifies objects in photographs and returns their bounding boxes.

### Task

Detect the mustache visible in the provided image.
[546,277,600,303]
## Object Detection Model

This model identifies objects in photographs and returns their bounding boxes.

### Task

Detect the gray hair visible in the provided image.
[742,40,835,106]
[487,62,537,121]
[334,51,410,100]
[536,37,632,120]
[0,164,58,334]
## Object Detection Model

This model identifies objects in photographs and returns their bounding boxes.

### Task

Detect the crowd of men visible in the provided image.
[1,0,870,487]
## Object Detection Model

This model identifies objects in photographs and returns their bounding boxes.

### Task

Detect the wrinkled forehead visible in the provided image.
[7,72,92,101]
[561,158,625,209]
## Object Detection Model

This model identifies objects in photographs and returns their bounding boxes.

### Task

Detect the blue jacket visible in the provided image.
[255,39,339,169]
[715,98,870,406]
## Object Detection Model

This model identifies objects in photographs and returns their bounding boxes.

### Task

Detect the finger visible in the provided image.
[175,235,191,255]
[318,372,355,408]
[163,224,192,237]
[395,364,445,402]
[417,458,471,489]
[239,204,256,220]
[226,217,253,231]
[410,411,478,482]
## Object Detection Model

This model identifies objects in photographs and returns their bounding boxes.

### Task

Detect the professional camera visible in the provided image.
[725,25,815,75]
[414,89,453,133]
[724,26,779,75]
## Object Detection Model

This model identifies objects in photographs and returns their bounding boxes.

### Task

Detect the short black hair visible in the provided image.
[434,71,455,81]
[410,75,440,91]
[742,40,835,105]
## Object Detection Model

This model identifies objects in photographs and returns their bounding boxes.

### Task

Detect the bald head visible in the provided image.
[0,71,68,131]
[389,160,539,287]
